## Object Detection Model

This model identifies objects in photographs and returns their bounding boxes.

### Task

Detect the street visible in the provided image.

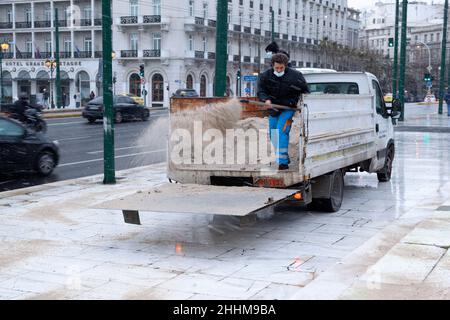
[0,110,169,192]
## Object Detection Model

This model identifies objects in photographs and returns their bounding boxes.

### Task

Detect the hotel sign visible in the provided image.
[4,61,83,67]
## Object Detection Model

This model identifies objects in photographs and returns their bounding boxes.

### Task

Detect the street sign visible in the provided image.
[142,89,148,96]
[243,75,258,82]
[244,87,251,93]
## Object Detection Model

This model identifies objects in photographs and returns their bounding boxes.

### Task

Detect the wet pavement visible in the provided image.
[0,104,449,299]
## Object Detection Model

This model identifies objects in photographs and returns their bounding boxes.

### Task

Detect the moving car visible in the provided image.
[82,95,150,123]
[0,116,59,176]
[119,93,145,105]
[172,89,199,98]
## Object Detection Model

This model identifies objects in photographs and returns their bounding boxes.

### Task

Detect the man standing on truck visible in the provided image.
[257,53,309,170]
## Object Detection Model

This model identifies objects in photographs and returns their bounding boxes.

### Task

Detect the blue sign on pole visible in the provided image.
[244,87,251,94]
[243,75,258,82]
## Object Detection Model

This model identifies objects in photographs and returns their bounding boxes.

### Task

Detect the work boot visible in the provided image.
[278,164,289,171]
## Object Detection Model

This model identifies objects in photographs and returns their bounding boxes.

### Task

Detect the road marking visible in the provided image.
[48,121,86,126]
[57,135,94,142]
[59,149,166,167]
[87,145,154,154]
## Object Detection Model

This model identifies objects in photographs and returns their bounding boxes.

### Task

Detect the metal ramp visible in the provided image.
[94,183,297,224]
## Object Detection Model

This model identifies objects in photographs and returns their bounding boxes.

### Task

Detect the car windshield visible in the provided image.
[88,96,120,104]
[308,82,360,94]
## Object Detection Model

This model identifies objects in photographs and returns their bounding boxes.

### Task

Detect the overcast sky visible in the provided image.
[347,0,444,10]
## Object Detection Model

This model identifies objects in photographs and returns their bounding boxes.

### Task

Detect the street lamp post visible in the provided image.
[416,41,432,96]
[45,59,57,109]
[0,42,10,104]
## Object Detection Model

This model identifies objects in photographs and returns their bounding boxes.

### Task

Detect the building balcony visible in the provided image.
[243,56,251,63]
[265,30,271,37]
[282,34,288,40]
[143,49,160,57]
[121,50,138,58]
[243,26,251,34]
[254,56,260,64]
[56,20,68,27]
[195,17,205,26]
[16,52,32,59]
[254,28,261,35]
[194,50,204,59]
[94,19,102,26]
[37,51,52,59]
[120,16,138,24]
[233,25,241,32]
[290,60,297,67]
[79,19,92,26]
[15,22,31,28]
[207,52,215,59]
[94,51,102,58]
[292,35,298,41]
[0,52,13,59]
[0,22,13,29]
[59,52,71,58]
[34,20,51,28]
[207,20,216,28]
[143,15,161,23]
[74,51,92,58]
[233,55,240,62]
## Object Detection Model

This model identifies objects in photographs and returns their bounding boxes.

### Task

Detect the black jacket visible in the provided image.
[11,99,31,122]
[257,67,309,116]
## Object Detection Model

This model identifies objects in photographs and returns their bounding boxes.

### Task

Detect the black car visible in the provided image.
[172,89,199,98]
[82,96,150,124]
[0,116,59,176]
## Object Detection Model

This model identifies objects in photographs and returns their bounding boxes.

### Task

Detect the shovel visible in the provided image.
[239,99,302,112]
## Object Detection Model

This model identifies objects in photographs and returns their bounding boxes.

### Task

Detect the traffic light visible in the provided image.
[139,64,145,77]
[237,69,241,80]
[423,73,431,81]
[388,37,394,48]
[112,76,117,84]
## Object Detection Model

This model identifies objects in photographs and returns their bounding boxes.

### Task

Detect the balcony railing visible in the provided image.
[299,37,304,43]
[290,60,297,67]
[74,51,92,58]
[243,56,251,63]
[37,51,52,59]
[15,21,31,28]
[121,50,138,57]
[265,30,271,37]
[56,20,67,27]
[208,19,216,27]
[0,52,13,59]
[195,50,204,59]
[282,34,288,40]
[94,19,102,26]
[143,49,160,57]
[143,15,161,23]
[233,55,240,62]
[233,25,241,32]
[121,16,138,24]
[254,28,261,35]
[254,56,260,64]
[243,26,251,33]
[80,19,91,26]
[16,52,32,59]
[306,38,312,44]
[34,20,51,28]
[207,52,215,59]
[292,35,298,41]
[94,51,102,58]
[195,17,204,25]
[0,22,13,29]
[59,52,71,58]
[274,32,280,38]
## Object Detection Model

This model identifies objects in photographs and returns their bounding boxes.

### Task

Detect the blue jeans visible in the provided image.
[269,110,295,165]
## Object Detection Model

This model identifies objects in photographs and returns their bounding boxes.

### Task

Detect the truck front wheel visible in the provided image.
[377,145,395,182]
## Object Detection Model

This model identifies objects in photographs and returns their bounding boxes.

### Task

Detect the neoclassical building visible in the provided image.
[0,0,360,108]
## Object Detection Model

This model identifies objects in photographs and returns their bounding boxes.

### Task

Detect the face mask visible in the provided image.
[265,51,273,58]
[274,70,285,77]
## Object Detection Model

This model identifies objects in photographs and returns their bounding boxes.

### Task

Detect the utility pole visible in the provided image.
[438,0,448,115]
[102,0,115,184]
[214,0,228,97]
[257,18,262,75]
[54,8,61,109]
[238,16,242,97]
[392,0,400,99]
[398,0,408,122]
[271,8,275,42]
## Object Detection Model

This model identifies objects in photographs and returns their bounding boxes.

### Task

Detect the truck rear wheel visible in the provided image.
[311,169,344,212]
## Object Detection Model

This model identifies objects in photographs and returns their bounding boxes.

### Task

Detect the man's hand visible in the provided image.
[265,100,272,106]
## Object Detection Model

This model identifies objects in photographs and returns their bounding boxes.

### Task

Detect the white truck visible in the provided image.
[97,72,400,224]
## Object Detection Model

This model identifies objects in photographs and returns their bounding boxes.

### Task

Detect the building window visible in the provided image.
[26,9,32,22]
[130,33,138,51]
[200,75,207,97]
[203,2,208,19]
[188,35,194,51]
[64,39,71,53]
[26,40,32,53]
[84,37,92,52]
[424,34,428,43]
[45,8,52,22]
[154,0,161,15]
[45,39,52,53]
[152,74,164,102]
[153,32,161,50]
[83,7,92,20]
[202,36,207,52]
[130,0,138,16]
[189,0,194,17]
[186,74,193,89]
[129,73,141,97]
[76,71,90,99]
[7,10,12,23]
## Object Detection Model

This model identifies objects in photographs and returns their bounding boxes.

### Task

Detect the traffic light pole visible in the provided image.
[438,0,448,115]
[398,0,408,122]
[102,0,116,184]
[54,8,62,109]
[392,0,399,99]
[214,0,228,97]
